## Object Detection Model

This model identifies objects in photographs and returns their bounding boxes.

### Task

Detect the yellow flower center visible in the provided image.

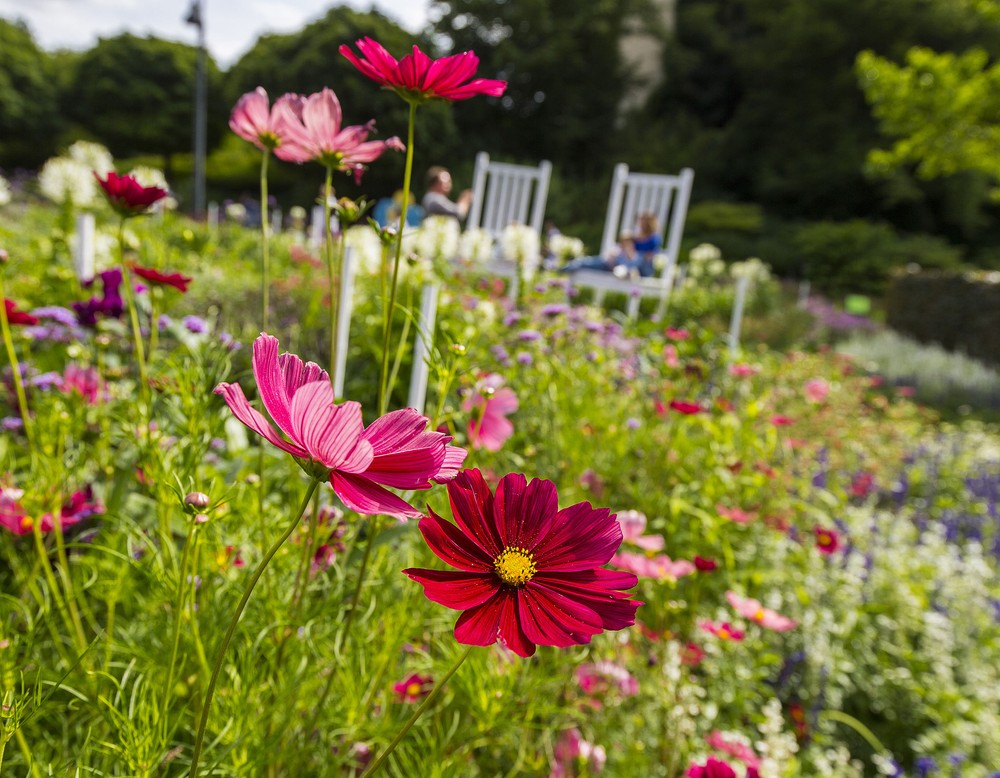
[20,516,33,532]
[406,682,423,697]
[718,627,731,640]
[494,547,537,586]
[753,608,766,622]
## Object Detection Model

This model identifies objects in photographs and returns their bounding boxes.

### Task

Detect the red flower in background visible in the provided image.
[392,673,433,703]
[95,171,167,218]
[668,399,703,415]
[814,526,840,554]
[694,555,718,572]
[404,469,641,658]
[340,37,507,103]
[687,756,738,778]
[4,298,38,325]
[131,265,193,294]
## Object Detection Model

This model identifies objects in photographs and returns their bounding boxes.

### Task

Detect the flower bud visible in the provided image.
[184,491,210,510]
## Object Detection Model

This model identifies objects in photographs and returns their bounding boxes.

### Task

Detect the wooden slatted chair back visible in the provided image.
[467,151,553,237]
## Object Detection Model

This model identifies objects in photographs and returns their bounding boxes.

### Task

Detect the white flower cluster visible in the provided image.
[459,227,495,264]
[686,243,726,280]
[344,225,383,275]
[500,224,541,282]
[754,698,799,778]
[0,173,11,206]
[39,157,99,207]
[810,746,864,778]
[548,233,584,262]
[408,215,460,266]
[730,256,771,284]
[69,140,114,176]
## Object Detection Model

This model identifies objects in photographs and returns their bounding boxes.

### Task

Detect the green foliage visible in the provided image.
[0,19,61,167]
[66,34,226,166]
[787,219,964,295]
[885,268,1000,368]
[857,46,1000,194]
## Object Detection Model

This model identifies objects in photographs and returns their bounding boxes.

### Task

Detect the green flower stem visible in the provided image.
[188,478,321,777]
[361,645,475,777]
[0,270,33,452]
[288,489,322,616]
[323,166,338,379]
[50,513,90,661]
[116,221,149,406]
[379,100,417,415]
[260,151,271,332]
[30,517,87,657]
[821,709,888,754]
[160,517,200,750]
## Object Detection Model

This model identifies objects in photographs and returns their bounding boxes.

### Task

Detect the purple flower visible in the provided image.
[517,329,542,342]
[183,315,208,334]
[515,351,533,366]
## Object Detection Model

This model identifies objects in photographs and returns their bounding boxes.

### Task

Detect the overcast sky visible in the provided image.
[0,0,431,67]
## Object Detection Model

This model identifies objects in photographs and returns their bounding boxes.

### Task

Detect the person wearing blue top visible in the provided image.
[632,212,662,277]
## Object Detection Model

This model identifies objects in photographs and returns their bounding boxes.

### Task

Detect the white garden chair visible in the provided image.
[570,164,694,320]
[467,151,552,238]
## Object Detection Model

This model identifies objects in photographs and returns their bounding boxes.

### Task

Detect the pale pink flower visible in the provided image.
[705,731,761,770]
[214,333,466,519]
[698,620,745,642]
[550,728,606,778]
[278,87,404,177]
[663,344,680,368]
[716,504,756,525]
[726,591,797,632]
[462,373,518,451]
[803,378,830,403]
[60,364,104,404]
[613,550,695,581]
[616,509,664,551]
[576,661,639,698]
[229,87,306,160]
[728,363,757,378]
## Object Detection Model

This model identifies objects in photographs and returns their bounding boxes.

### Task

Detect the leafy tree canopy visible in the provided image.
[0,18,61,167]
[66,33,225,165]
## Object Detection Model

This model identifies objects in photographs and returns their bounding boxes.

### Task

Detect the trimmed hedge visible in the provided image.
[886,268,1000,368]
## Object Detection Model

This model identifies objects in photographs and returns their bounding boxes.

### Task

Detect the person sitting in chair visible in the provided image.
[632,212,662,278]
[422,166,472,223]
[558,231,640,277]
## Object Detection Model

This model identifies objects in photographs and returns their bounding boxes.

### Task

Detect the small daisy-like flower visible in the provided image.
[814,526,840,554]
[726,591,796,632]
[392,673,433,703]
[404,469,641,658]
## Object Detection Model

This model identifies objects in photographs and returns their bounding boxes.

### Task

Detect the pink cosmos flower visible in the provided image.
[4,298,39,326]
[404,469,641,658]
[340,37,507,103]
[663,344,680,368]
[392,672,433,703]
[716,504,756,525]
[95,171,168,218]
[705,731,761,770]
[214,333,466,519]
[278,87,404,178]
[770,414,793,426]
[462,373,518,452]
[550,728,606,778]
[0,486,103,536]
[698,620,745,642]
[229,87,305,159]
[850,470,876,498]
[814,526,840,554]
[686,756,738,778]
[616,509,664,552]
[60,364,104,404]
[804,378,830,403]
[728,363,757,377]
[726,591,797,632]
[665,327,690,340]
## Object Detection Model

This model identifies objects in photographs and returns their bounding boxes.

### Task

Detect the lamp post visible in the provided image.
[185,0,207,217]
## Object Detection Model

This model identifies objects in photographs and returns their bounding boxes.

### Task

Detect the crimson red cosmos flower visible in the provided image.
[4,298,38,325]
[404,469,641,658]
[131,265,193,293]
[393,673,433,703]
[694,555,718,572]
[814,526,840,554]
[669,399,703,415]
[340,37,507,103]
[95,171,168,218]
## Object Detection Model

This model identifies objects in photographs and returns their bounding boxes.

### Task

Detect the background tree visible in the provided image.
[65,34,225,177]
[0,19,62,169]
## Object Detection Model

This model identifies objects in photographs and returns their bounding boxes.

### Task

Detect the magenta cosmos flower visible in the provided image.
[4,298,39,326]
[403,469,641,658]
[95,171,168,218]
[229,87,306,161]
[214,333,466,519]
[726,591,797,632]
[131,264,193,293]
[686,756,742,778]
[277,88,404,177]
[340,37,507,103]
